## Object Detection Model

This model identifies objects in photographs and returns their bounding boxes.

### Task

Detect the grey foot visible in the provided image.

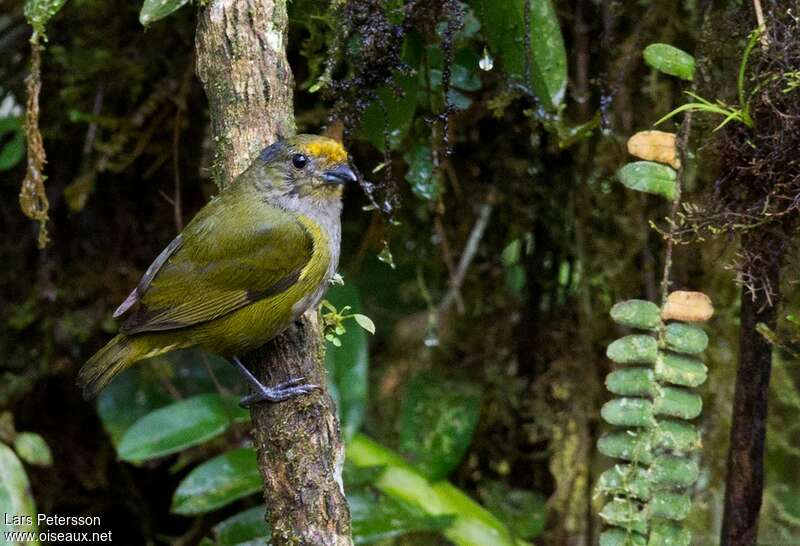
[229,356,318,408]
[239,379,319,408]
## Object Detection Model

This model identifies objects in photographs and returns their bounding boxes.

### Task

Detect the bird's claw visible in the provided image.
[239,380,320,408]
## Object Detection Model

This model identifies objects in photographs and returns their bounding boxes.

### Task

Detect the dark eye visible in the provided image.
[291,153,308,169]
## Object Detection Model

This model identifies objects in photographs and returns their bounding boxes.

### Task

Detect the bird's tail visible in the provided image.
[78,334,164,399]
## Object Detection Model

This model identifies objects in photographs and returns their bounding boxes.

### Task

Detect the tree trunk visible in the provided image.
[195,2,353,544]
[721,235,780,546]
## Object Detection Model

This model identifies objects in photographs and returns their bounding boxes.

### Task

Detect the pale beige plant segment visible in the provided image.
[662,291,715,322]
[627,130,681,169]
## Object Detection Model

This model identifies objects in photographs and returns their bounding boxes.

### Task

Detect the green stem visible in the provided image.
[348,434,529,546]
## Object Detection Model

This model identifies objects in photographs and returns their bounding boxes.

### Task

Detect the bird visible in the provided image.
[78,134,357,407]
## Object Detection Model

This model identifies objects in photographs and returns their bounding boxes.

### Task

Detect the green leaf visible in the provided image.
[117,394,248,463]
[358,33,424,151]
[399,373,481,481]
[616,161,677,201]
[470,0,567,109]
[347,434,520,546]
[606,334,659,365]
[0,443,40,544]
[352,314,376,335]
[479,481,546,539]
[97,349,242,445]
[643,43,695,81]
[212,506,270,546]
[609,300,661,330]
[13,432,53,467]
[325,284,369,443]
[171,447,261,515]
[403,143,442,201]
[0,118,25,172]
[601,397,656,427]
[139,0,190,26]
[24,0,68,36]
[350,489,453,544]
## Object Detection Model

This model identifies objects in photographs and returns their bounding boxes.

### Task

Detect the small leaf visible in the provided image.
[649,522,692,546]
[171,447,261,515]
[600,397,655,428]
[0,123,25,172]
[647,492,691,521]
[139,0,190,26]
[0,443,39,542]
[606,335,658,365]
[212,506,270,546]
[13,432,52,467]
[599,498,649,535]
[617,161,677,201]
[325,284,369,442]
[117,394,248,463]
[661,290,714,322]
[609,299,661,330]
[643,43,695,81]
[352,314,376,335]
[399,373,481,480]
[627,130,680,169]
[597,430,654,464]
[664,322,709,354]
[24,0,68,36]
[600,528,647,546]
[350,489,453,544]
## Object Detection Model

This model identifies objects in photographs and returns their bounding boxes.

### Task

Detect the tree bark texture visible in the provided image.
[195,2,353,544]
[721,235,780,546]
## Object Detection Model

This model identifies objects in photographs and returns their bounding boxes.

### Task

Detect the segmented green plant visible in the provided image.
[596,297,710,545]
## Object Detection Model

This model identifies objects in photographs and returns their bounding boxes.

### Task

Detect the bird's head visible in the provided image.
[252,134,357,203]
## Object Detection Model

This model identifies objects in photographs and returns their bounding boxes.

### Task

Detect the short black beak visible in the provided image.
[323,164,358,185]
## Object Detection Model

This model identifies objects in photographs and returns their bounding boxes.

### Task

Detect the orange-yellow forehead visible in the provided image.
[299,140,348,163]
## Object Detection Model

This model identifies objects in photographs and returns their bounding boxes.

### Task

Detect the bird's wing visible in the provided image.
[119,194,314,335]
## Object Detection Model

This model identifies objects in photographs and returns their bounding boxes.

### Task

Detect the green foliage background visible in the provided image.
[0,0,799,545]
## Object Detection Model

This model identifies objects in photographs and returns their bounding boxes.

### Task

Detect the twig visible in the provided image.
[439,200,493,312]
[659,111,693,305]
[752,0,769,48]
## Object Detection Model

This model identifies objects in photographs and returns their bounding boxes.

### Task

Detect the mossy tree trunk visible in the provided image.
[195,2,353,544]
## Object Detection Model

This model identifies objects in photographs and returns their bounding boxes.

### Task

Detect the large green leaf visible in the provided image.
[212,506,270,546]
[97,349,242,445]
[0,117,25,172]
[616,161,677,201]
[399,373,481,481]
[117,394,248,463]
[348,435,522,546]
[325,284,369,442]
[358,32,424,151]
[470,0,567,108]
[479,481,547,540]
[139,0,190,26]
[0,443,40,544]
[13,432,53,467]
[643,44,695,81]
[171,447,261,515]
[350,489,453,544]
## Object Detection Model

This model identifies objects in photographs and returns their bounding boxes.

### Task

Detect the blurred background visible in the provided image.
[1,0,799,545]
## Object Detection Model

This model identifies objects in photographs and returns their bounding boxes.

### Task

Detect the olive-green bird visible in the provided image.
[78,134,357,407]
